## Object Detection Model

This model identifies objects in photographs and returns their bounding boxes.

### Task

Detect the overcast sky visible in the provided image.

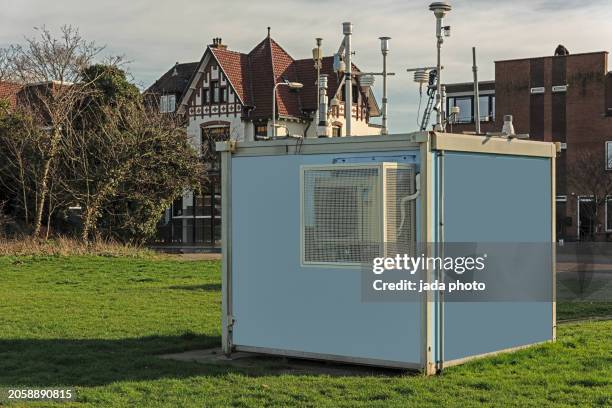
[2,0,611,133]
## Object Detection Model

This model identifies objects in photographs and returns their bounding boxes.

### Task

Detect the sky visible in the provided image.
[1,0,612,133]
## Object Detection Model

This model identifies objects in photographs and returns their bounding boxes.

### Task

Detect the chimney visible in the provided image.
[210,37,227,50]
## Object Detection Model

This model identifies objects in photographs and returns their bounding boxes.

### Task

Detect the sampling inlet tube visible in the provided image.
[343,22,352,137]
[318,74,330,137]
[472,47,481,134]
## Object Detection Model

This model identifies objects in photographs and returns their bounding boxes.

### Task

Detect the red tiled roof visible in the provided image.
[209,48,252,106]
[190,35,369,120]
[0,81,23,109]
[293,56,346,111]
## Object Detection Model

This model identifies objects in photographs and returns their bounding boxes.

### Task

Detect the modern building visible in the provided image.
[446,48,612,241]
[149,33,382,249]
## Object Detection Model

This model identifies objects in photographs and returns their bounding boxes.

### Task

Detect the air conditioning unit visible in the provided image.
[301,163,417,265]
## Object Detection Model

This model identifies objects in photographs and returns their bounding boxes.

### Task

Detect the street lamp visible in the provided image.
[272,80,303,139]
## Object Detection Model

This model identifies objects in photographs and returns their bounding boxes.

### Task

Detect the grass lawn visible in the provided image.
[0,256,610,407]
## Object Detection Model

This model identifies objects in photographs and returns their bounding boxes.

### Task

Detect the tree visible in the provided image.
[5,25,104,237]
[0,107,42,228]
[568,147,612,240]
[59,65,204,243]
[0,27,204,243]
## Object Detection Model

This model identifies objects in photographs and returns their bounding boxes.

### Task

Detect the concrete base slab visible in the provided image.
[158,347,406,377]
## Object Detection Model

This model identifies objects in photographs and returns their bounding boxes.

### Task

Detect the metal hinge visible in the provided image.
[228,140,237,153]
[227,315,236,330]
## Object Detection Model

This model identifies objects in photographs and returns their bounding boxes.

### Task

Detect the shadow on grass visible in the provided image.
[167,283,221,291]
[0,334,406,388]
[0,334,226,387]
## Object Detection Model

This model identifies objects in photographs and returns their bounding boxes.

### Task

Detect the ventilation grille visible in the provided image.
[385,166,416,257]
[302,163,417,265]
[303,167,381,264]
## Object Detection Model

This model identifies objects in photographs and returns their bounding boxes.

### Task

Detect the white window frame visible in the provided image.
[606,196,612,232]
[577,195,595,237]
[606,141,612,170]
[160,94,176,113]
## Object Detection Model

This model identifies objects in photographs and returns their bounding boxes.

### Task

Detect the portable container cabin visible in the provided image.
[217,132,557,374]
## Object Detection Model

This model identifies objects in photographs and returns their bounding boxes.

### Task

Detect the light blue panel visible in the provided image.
[439,152,553,361]
[231,151,423,364]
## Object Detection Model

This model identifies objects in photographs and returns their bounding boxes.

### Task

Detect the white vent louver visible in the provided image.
[302,163,417,265]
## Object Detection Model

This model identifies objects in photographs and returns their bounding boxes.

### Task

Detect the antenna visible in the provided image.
[429,1,452,131]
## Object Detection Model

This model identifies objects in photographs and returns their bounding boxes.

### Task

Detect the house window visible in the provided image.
[338,84,359,104]
[607,197,612,231]
[447,94,495,123]
[478,95,490,121]
[211,81,219,103]
[254,123,268,140]
[332,124,342,137]
[607,142,612,170]
[160,94,176,113]
[201,126,229,172]
[449,96,473,123]
[172,196,183,217]
[202,87,209,104]
[219,87,227,103]
[557,195,569,240]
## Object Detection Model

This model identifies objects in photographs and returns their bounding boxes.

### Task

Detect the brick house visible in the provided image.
[149,33,382,248]
[446,49,612,241]
[0,81,23,110]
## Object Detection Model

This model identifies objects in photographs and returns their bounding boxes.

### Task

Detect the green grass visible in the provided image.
[557,301,612,321]
[0,256,610,407]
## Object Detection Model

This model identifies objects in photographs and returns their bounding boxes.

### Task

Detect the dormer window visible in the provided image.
[338,84,360,104]
[160,94,176,113]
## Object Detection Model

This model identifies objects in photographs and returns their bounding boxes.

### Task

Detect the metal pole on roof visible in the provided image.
[343,22,353,137]
[313,38,323,134]
[272,83,278,139]
[380,37,390,135]
[429,2,452,132]
[472,47,481,134]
